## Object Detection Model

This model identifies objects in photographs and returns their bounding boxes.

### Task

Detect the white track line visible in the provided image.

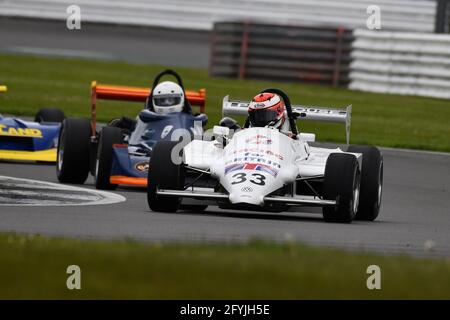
[0,175,126,206]
[0,182,83,190]
[0,189,102,201]
[0,196,68,206]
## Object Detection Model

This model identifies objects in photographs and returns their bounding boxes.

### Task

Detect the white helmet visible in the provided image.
[152,81,185,114]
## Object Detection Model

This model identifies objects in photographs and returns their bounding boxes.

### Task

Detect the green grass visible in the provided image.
[0,233,449,299]
[0,54,449,151]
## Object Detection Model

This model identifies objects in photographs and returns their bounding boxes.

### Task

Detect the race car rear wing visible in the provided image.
[222,95,352,144]
[90,81,206,134]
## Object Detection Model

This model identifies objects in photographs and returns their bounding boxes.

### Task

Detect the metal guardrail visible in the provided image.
[210,22,450,99]
[210,22,353,86]
[349,29,450,99]
[0,0,438,32]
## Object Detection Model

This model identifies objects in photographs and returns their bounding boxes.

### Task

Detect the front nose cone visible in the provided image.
[229,191,264,206]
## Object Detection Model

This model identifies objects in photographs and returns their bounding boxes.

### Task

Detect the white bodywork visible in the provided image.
[159,96,360,208]
[183,127,359,206]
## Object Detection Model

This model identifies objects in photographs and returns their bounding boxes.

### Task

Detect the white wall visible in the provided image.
[0,0,437,32]
[350,29,450,99]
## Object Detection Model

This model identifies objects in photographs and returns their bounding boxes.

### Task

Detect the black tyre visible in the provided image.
[95,126,123,190]
[322,153,360,223]
[35,108,65,123]
[56,118,91,184]
[147,141,185,212]
[347,145,383,221]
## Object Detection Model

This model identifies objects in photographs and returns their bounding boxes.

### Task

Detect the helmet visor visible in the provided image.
[249,109,278,127]
[153,95,182,107]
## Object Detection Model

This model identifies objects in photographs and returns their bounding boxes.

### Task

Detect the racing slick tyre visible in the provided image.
[56,118,91,184]
[347,145,383,221]
[95,126,123,190]
[147,141,185,213]
[35,108,66,123]
[322,153,360,223]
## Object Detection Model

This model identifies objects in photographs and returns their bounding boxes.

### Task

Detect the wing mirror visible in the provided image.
[213,125,230,148]
[298,133,316,142]
[213,125,230,137]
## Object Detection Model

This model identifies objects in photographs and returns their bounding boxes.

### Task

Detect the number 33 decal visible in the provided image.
[231,173,266,186]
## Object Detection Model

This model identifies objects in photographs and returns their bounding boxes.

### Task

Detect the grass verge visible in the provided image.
[0,233,449,299]
[0,54,449,152]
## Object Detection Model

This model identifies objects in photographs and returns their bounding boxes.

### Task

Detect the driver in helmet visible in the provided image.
[109,80,188,133]
[247,92,286,130]
[148,81,185,114]
[219,92,297,138]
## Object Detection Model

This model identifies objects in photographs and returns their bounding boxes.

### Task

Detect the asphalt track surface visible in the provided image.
[0,147,449,258]
[1,19,449,258]
[0,18,210,68]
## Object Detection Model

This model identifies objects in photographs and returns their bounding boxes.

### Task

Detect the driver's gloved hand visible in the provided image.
[219,117,241,131]
[120,117,137,131]
[194,113,208,127]
[108,116,137,134]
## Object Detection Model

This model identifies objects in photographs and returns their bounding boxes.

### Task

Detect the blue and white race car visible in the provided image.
[56,70,207,189]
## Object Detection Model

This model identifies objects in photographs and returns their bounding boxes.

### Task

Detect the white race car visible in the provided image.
[146,89,383,223]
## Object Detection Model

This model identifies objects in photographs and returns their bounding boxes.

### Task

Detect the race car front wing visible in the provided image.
[156,188,336,207]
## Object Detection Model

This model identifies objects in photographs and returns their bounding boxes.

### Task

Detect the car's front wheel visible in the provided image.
[322,153,360,223]
[56,118,91,184]
[347,145,383,221]
[95,126,123,190]
[147,141,185,213]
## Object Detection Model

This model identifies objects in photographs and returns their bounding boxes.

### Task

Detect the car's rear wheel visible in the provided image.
[322,153,360,223]
[347,145,383,221]
[56,118,91,184]
[35,108,65,123]
[147,141,185,213]
[95,126,123,190]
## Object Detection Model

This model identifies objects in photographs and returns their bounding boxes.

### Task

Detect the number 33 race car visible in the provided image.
[147,89,384,223]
